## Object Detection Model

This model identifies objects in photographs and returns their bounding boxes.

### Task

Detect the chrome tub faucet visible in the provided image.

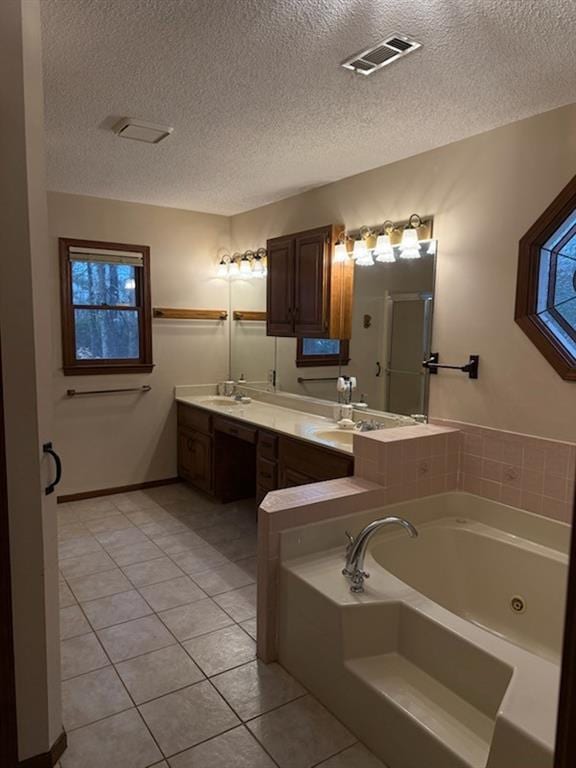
[343,516,418,593]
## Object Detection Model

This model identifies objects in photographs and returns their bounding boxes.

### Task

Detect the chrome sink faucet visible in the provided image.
[342,516,418,593]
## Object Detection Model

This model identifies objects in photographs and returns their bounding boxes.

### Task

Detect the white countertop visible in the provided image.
[175,395,354,455]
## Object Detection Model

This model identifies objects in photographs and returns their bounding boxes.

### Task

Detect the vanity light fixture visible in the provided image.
[399,214,423,259]
[352,226,374,265]
[217,258,229,277]
[334,232,350,264]
[374,221,396,263]
[228,254,241,276]
[239,251,253,276]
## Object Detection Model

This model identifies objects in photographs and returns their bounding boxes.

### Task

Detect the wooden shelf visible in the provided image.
[233,310,267,321]
[153,308,228,320]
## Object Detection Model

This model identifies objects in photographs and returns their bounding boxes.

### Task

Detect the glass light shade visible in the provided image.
[400,227,421,259]
[123,277,136,290]
[334,243,349,263]
[239,257,252,275]
[352,239,368,260]
[216,261,228,278]
[356,251,375,266]
[374,234,395,262]
[252,258,264,277]
[228,260,240,276]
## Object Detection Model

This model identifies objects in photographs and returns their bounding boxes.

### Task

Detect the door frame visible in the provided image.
[555,485,576,767]
[0,335,18,767]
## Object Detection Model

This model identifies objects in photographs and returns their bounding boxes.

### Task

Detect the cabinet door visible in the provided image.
[178,428,213,493]
[266,236,294,336]
[278,465,314,489]
[293,228,330,336]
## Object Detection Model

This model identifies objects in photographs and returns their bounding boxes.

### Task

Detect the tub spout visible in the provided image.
[342,516,418,593]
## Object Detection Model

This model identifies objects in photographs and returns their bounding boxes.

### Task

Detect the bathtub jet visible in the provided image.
[343,516,418,593]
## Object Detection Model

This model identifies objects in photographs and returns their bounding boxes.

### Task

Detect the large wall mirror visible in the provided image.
[229,239,437,417]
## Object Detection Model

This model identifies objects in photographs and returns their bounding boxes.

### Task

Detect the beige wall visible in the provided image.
[231,105,576,443]
[1,0,61,758]
[48,193,231,494]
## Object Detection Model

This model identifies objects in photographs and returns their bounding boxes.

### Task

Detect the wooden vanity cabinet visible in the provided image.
[178,403,354,503]
[266,224,353,339]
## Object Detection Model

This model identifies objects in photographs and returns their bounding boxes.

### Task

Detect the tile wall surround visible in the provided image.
[257,421,575,662]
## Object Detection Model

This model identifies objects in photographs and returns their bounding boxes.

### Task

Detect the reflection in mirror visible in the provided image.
[229,276,274,389]
[275,240,437,415]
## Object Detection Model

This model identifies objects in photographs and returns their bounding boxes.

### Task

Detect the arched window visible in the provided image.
[516,175,576,380]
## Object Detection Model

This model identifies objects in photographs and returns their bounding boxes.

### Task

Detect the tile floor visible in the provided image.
[57,483,387,768]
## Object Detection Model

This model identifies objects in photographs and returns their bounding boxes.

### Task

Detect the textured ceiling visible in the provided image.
[41,0,576,216]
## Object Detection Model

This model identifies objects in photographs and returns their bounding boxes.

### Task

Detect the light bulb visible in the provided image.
[124,277,136,290]
[374,234,395,263]
[400,228,421,259]
[216,261,228,278]
[334,243,349,263]
[352,239,368,260]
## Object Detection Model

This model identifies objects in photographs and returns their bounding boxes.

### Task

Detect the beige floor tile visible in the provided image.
[96,528,149,548]
[216,535,257,562]
[139,576,206,612]
[116,644,204,704]
[247,695,355,768]
[82,589,153,630]
[190,562,255,596]
[68,568,133,602]
[60,605,91,640]
[58,505,81,525]
[123,557,184,587]
[212,660,305,720]
[139,519,189,539]
[61,709,162,768]
[109,491,166,514]
[72,498,119,522]
[58,522,91,541]
[97,615,176,662]
[171,546,230,575]
[86,514,135,535]
[59,550,116,580]
[239,618,257,640]
[139,681,239,756]
[168,726,275,768]
[62,666,132,730]
[316,744,388,767]
[214,584,257,622]
[154,531,206,555]
[107,540,165,567]
[59,536,103,561]
[59,581,77,608]
[61,634,109,680]
[124,507,171,526]
[159,598,233,641]
[236,556,258,579]
[182,625,256,677]
[196,521,243,546]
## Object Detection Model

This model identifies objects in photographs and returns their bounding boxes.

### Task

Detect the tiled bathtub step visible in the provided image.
[346,653,493,768]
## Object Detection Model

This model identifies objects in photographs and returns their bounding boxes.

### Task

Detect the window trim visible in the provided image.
[296,338,350,368]
[516,173,576,381]
[59,237,154,375]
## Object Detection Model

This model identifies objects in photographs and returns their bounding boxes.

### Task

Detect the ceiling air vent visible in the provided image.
[112,118,173,144]
[341,33,421,76]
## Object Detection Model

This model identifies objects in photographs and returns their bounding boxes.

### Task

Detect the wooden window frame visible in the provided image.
[59,238,154,375]
[296,338,350,368]
[515,173,576,380]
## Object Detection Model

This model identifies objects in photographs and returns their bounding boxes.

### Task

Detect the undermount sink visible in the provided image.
[313,429,355,448]
[198,397,240,407]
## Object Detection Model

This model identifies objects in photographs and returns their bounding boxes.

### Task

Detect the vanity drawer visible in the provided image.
[178,403,212,435]
[258,430,278,459]
[214,417,257,444]
[257,457,277,490]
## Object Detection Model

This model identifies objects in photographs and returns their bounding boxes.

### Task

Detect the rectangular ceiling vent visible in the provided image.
[341,33,421,76]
